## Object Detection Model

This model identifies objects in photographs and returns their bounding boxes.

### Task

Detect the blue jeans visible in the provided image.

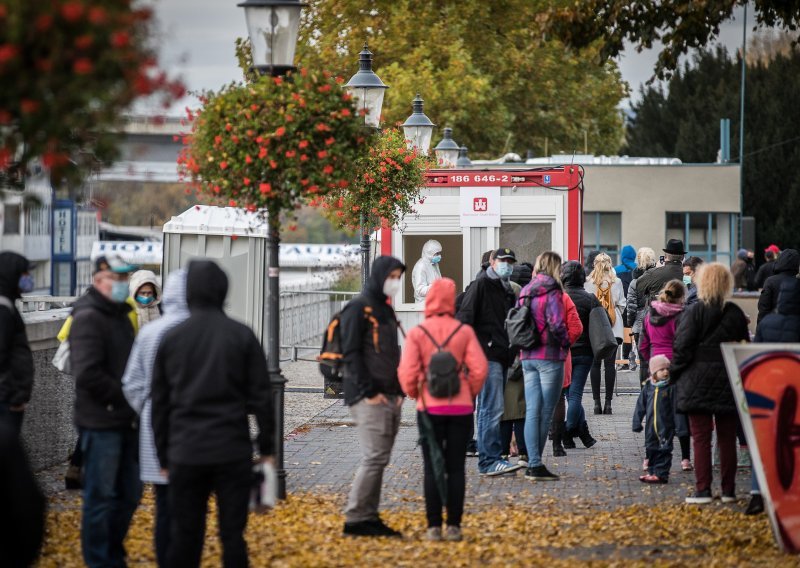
[476,361,506,472]
[566,355,593,432]
[522,359,565,468]
[81,428,142,568]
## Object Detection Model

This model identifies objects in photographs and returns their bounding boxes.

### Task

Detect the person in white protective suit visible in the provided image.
[411,239,443,303]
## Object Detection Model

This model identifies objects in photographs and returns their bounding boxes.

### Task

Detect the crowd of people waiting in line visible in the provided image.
[0,237,798,565]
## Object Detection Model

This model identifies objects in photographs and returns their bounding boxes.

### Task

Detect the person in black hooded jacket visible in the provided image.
[755,276,800,342]
[340,255,406,538]
[757,248,800,324]
[0,252,34,436]
[152,259,273,567]
[560,261,600,449]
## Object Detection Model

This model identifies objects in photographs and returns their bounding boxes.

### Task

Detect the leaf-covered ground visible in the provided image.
[37,487,795,567]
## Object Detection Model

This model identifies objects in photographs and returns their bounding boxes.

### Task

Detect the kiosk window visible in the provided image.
[403,234,463,303]
[499,223,552,265]
[583,212,620,263]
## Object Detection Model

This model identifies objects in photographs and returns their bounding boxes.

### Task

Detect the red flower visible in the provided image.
[317,84,331,93]
[111,31,130,48]
[323,165,334,175]
[250,104,259,111]
[317,150,327,159]
[61,3,84,22]
[258,147,268,159]
[308,185,319,194]
[285,150,296,158]
[404,155,414,163]
[0,44,17,64]
[243,178,250,186]
[246,204,257,212]
[259,183,271,194]
[225,123,233,132]
[256,136,264,144]
[298,140,309,149]
[220,161,228,170]
[325,137,335,146]
[340,108,351,117]
[88,7,107,24]
[300,154,308,162]
[74,35,93,50]
[214,135,222,145]
[213,185,221,194]
[269,160,277,169]
[229,199,237,207]
[273,77,283,86]
[275,126,286,137]
[73,58,93,75]
[245,155,253,164]
[20,99,39,114]
[315,123,330,132]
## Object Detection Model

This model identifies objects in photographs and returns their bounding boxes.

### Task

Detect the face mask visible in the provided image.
[18,274,34,294]
[683,275,692,286]
[495,262,513,279]
[136,295,155,305]
[431,255,442,264]
[383,278,401,298]
[111,281,129,303]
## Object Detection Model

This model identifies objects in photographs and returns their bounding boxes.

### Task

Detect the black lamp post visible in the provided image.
[434,127,460,169]
[456,145,472,167]
[401,93,436,155]
[345,44,388,288]
[239,0,306,500]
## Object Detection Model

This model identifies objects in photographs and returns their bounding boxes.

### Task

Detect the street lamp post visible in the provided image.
[434,127,460,169]
[345,44,388,289]
[239,0,306,499]
[401,94,436,155]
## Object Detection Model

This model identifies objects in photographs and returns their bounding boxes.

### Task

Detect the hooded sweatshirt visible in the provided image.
[398,278,488,414]
[122,269,188,483]
[757,248,800,323]
[129,270,162,328]
[151,260,273,467]
[638,301,684,361]
[0,252,34,406]
[614,245,637,295]
[340,255,406,405]
[411,239,442,303]
[755,277,800,343]
[518,273,572,361]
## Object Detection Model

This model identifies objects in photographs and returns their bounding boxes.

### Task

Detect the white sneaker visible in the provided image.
[481,460,523,477]
[685,490,713,504]
[721,494,738,504]
[517,455,529,468]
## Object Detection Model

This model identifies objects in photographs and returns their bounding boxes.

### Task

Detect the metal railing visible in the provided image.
[279,290,358,362]
[18,296,78,313]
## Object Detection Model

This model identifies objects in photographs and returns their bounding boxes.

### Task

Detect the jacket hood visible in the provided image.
[649,300,684,325]
[0,251,30,299]
[424,277,456,317]
[615,246,637,273]
[421,239,442,261]
[561,260,586,288]
[129,269,162,304]
[774,248,800,274]
[776,278,800,315]
[511,262,533,287]
[161,269,189,316]
[186,260,228,309]
[526,272,561,297]
[365,255,406,299]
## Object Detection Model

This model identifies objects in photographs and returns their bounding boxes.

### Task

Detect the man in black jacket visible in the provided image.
[152,260,273,567]
[634,239,685,311]
[754,245,780,289]
[340,255,405,538]
[456,248,522,476]
[757,248,800,324]
[70,254,140,568]
[0,252,34,436]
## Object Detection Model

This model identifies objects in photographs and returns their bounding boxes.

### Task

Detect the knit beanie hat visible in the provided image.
[649,354,670,376]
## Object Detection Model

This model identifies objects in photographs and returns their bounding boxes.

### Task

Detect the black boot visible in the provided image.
[593,400,602,415]
[552,421,567,457]
[578,421,597,448]
[603,400,613,415]
[745,494,764,515]
[562,423,577,449]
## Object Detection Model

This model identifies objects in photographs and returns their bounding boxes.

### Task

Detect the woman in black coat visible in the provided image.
[671,263,750,505]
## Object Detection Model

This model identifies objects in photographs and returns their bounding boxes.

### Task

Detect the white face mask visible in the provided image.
[383,277,402,298]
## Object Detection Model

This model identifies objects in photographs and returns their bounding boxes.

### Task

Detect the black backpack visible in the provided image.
[318,305,380,399]
[418,323,463,399]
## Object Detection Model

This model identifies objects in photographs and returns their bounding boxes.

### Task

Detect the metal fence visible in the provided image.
[18,296,78,313]
[279,290,358,362]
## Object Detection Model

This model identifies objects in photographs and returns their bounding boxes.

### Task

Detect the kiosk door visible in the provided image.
[499,222,553,265]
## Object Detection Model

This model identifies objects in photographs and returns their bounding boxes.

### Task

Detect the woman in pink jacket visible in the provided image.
[398,278,488,542]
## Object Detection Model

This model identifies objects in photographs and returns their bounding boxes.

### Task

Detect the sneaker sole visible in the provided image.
[525,475,559,481]
[721,496,738,504]
[484,464,523,476]
[685,497,713,504]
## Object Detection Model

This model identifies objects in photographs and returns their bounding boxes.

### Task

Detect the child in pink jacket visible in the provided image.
[398,278,488,542]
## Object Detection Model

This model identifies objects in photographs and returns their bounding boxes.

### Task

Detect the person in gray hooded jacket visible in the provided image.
[122,269,189,566]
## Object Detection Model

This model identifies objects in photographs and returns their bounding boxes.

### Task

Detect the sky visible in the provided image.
[146,1,755,115]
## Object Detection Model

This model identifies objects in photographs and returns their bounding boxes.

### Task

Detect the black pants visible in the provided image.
[418,412,472,528]
[168,460,252,568]
[500,419,527,456]
[155,484,171,567]
[591,349,617,402]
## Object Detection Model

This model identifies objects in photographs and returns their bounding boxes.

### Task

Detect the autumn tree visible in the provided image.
[296,1,628,157]
[541,0,800,79]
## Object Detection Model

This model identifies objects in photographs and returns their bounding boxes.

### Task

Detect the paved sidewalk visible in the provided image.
[284,368,753,510]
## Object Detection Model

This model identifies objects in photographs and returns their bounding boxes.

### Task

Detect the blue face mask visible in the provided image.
[683,275,692,286]
[18,274,34,294]
[111,281,129,303]
[495,262,513,279]
[431,254,442,264]
[136,295,155,305]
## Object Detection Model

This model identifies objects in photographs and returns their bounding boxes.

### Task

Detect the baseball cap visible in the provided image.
[494,248,517,262]
[93,254,138,275]
[765,244,780,254]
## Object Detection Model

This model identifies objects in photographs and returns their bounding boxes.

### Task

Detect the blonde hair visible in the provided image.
[590,252,614,287]
[658,279,686,304]
[696,263,733,306]
[534,251,562,283]
[636,247,656,270]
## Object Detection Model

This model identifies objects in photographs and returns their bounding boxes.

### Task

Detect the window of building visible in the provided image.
[583,212,621,264]
[665,212,737,262]
[402,234,463,304]
[3,204,20,234]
